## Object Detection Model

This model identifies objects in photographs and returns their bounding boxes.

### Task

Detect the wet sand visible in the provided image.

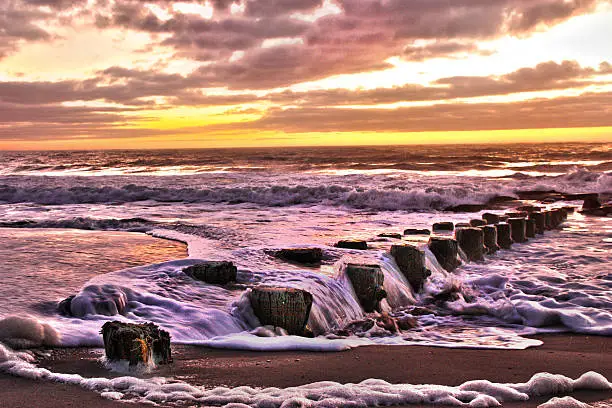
[0,229,610,406]
[0,228,188,315]
[1,334,610,407]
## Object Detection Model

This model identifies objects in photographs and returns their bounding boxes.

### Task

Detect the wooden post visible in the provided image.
[508,218,527,243]
[525,218,536,238]
[390,244,430,292]
[469,219,487,227]
[529,212,546,235]
[404,228,431,236]
[455,227,485,262]
[249,287,313,336]
[275,248,323,264]
[482,213,501,225]
[345,264,386,313]
[428,237,461,271]
[432,222,454,232]
[183,261,237,285]
[336,240,368,250]
[496,223,513,249]
[480,225,500,254]
[544,211,553,230]
[101,321,172,366]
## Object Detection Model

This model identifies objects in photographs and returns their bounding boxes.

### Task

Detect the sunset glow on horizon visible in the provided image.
[1,0,611,149]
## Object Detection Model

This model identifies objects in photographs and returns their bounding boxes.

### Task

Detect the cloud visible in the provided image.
[402,41,494,61]
[86,0,606,88]
[205,91,612,133]
[1,59,609,110]
[0,0,610,143]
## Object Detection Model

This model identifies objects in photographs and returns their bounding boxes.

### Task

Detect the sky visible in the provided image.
[0,0,611,149]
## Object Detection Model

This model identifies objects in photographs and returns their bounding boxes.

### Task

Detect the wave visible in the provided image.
[0,183,505,211]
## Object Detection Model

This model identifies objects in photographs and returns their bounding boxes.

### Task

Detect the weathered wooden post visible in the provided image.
[344,264,386,313]
[455,223,471,228]
[469,219,487,227]
[101,321,172,367]
[379,233,403,239]
[544,211,553,230]
[496,223,513,249]
[498,215,509,222]
[551,209,564,228]
[428,237,461,271]
[480,225,500,254]
[529,212,546,235]
[275,248,323,264]
[525,218,536,238]
[482,213,501,225]
[508,218,528,243]
[390,244,431,292]
[517,205,541,214]
[249,287,313,336]
[455,227,485,262]
[506,211,528,219]
[183,261,237,285]
[563,206,576,214]
[404,228,431,236]
[582,195,602,210]
[432,222,454,233]
[336,240,369,250]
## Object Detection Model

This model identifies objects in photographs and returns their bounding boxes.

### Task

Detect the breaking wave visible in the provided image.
[0,183,504,211]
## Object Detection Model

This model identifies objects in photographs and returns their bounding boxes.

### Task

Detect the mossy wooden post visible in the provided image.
[496,223,513,249]
[432,222,454,233]
[345,264,386,313]
[482,213,501,225]
[455,227,485,262]
[427,237,461,271]
[249,287,313,336]
[480,225,500,254]
[508,218,527,243]
[530,212,546,235]
[183,261,237,285]
[525,218,536,238]
[390,244,430,292]
[101,321,172,367]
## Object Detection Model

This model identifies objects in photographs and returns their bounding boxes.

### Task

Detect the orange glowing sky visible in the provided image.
[0,0,611,149]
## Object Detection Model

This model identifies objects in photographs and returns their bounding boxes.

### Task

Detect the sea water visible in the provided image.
[0,143,610,406]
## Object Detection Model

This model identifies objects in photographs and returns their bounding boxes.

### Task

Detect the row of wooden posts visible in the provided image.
[101,206,573,365]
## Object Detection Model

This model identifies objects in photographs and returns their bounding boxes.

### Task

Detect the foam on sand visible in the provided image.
[0,343,609,407]
[0,315,61,349]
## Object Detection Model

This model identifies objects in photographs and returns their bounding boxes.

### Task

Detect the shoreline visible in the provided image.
[1,333,610,407]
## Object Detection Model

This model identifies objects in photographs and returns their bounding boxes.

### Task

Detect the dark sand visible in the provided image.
[1,334,611,407]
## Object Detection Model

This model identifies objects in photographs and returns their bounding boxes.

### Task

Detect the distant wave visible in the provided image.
[0,183,503,211]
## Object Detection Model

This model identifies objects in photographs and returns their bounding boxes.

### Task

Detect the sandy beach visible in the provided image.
[1,333,610,407]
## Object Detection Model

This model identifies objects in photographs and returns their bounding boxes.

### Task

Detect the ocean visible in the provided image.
[0,143,610,406]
